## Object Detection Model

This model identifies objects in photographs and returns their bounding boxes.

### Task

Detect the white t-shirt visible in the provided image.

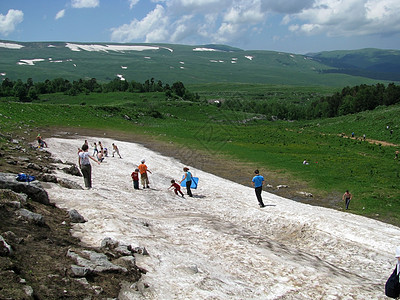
[79,151,90,165]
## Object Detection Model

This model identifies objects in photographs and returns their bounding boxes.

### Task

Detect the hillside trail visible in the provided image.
[42,136,399,299]
[340,134,399,147]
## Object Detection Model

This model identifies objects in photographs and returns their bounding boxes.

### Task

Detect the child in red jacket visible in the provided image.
[168,179,184,197]
[131,168,139,190]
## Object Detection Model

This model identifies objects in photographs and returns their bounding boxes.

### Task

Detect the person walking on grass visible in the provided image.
[342,190,352,210]
[78,143,100,189]
[252,170,265,208]
[180,167,193,197]
[169,179,184,197]
[138,159,152,189]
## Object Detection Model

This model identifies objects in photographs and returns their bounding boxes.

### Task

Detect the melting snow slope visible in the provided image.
[45,136,397,299]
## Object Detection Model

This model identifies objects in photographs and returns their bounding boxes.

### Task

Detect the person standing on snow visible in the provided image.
[252,170,265,208]
[78,143,100,189]
[138,159,152,189]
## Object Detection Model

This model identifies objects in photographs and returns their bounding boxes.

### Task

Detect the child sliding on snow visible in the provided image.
[168,180,184,197]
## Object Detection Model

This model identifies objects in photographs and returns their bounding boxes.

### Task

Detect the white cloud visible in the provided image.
[0,9,24,36]
[71,0,100,8]
[128,0,140,9]
[55,9,66,20]
[110,0,400,47]
[111,4,169,42]
[288,0,400,37]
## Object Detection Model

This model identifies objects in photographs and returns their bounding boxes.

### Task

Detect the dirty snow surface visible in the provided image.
[46,136,398,299]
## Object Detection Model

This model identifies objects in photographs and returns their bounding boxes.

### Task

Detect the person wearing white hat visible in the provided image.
[385,246,400,298]
[138,159,152,189]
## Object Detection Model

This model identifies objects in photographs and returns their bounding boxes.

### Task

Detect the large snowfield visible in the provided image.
[45,136,399,299]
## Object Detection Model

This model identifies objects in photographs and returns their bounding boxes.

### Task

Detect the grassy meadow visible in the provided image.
[1,86,399,226]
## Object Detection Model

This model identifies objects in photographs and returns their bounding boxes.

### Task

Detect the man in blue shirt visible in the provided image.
[252,170,265,208]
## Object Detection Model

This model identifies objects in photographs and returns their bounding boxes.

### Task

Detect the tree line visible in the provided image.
[220,83,400,120]
[0,77,199,102]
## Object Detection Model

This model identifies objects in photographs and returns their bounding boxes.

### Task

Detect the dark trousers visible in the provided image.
[186,180,193,197]
[255,187,264,206]
[133,180,139,190]
[81,164,92,188]
[345,198,351,210]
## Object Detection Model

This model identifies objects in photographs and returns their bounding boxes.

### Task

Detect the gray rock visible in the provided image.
[27,163,43,171]
[69,209,86,223]
[67,249,128,274]
[0,235,13,256]
[16,208,45,225]
[277,184,289,189]
[0,173,50,205]
[62,164,82,177]
[114,245,133,257]
[37,174,58,183]
[70,265,91,277]
[101,237,119,250]
[113,256,136,270]
[58,178,83,190]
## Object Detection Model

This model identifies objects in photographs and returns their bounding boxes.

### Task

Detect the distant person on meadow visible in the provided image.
[180,167,193,197]
[252,169,265,208]
[342,190,352,210]
[78,143,100,189]
[138,159,152,189]
[131,168,140,190]
[112,143,122,158]
[395,150,399,160]
[168,179,184,197]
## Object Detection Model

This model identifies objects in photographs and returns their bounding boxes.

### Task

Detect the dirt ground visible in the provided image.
[0,129,142,300]
[0,126,343,299]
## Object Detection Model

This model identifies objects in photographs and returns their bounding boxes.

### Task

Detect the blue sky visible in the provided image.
[1,0,400,54]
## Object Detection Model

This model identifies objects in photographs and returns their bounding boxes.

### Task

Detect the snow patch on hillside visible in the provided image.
[17,59,45,66]
[0,42,24,49]
[66,43,165,53]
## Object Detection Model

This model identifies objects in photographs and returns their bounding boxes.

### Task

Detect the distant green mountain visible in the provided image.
[307,48,400,81]
[0,40,398,86]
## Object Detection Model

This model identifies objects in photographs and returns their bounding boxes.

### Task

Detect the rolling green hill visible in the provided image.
[1,40,397,86]
[308,48,400,81]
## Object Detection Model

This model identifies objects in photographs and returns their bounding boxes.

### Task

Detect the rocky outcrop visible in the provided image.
[0,173,50,205]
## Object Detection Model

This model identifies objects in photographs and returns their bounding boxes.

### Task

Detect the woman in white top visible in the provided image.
[78,143,100,189]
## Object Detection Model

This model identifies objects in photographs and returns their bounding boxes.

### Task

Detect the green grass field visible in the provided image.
[1,86,399,226]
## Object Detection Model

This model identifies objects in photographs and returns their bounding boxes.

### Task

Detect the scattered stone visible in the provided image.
[277,185,289,189]
[67,249,128,274]
[0,235,13,256]
[68,209,86,223]
[57,178,83,190]
[101,237,119,250]
[16,208,45,225]
[297,191,313,197]
[114,245,133,257]
[70,265,92,278]
[128,243,149,256]
[62,164,82,177]
[37,173,58,183]
[27,163,43,171]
